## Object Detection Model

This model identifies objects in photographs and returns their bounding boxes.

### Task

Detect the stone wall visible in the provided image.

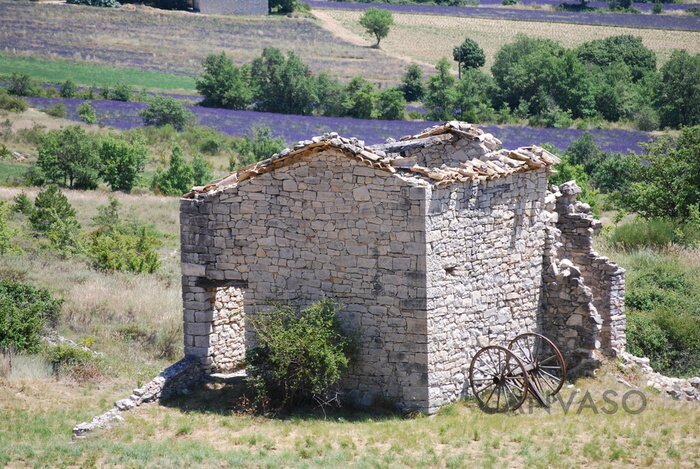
[211,286,246,372]
[424,169,550,411]
[541,181,626,374]
[181,150,431,411]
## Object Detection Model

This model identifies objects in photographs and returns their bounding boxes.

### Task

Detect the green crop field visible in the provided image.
[0,54,196,91]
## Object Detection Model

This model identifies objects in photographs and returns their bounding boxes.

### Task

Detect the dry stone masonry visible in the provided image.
[179,121,629,413]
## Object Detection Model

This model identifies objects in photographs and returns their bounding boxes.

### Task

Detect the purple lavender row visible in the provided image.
[26,97,652,154]
[309,0,700,31]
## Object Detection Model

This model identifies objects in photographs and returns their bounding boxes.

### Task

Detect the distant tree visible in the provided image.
[110,83,132,102]
[401,64,425,102]
[576,35,656,82]
[37,126,100,189]
[343,77,377,119]
[98,135,148,192]
[624,126,700,219]
[59,80,77,98]
[231,126,286,167]
[151,145,195,196]
[77,102,98,124]
[250,48,317,115]
[7,73,36,97]
[140,96,194,131]
[196,52,253,110]
[191,154,213,186]
[359,8,394,48]
[314,73,347,117]
[654,50,700,129]
[564,133,603,171]
[452,38,485,79]
[548,50,596,119]
[424,58,458,121]
[377,87,406,120]
[269,0,296,13]
[454,68,497,122]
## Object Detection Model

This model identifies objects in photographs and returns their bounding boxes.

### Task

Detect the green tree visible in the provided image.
[231,126,285,167]
[0,281,61,353]
[624,126,700,218]
[250,48,317,115]
[151,146,195,196]
[576,35,656,82]
[37,126,100,189]
[452,38,485,79]
[359,8,394,48]
[191,154,213,186]
[377,87,406,120]
[455,68,497,122]
[401,64,425,102]
[99,135,148,192]
[0,202,21,255]
[59,80,77,98]
[110,83,132,102]
[424,58,458,121]
[196,52,253,110]
[29,185,78,233]
[77,102,97,124]
[654,50,700,129]
[314,73,347,117]
[343,77,377,119]
[7,73,36,97]
[140,96,194,131]
[269,0,296,13]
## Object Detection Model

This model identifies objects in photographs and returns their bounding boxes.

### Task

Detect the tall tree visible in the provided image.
[654,50,700,129]
[250,48,317,115]
[401,64,425,102]
[424,58,458,121]
[37,126,99,190]
[359,8,394,48]
[452,38,485,79]
[196,52,253,110]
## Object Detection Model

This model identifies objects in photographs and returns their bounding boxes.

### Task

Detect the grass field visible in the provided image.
[0,0,411,85]
[0,185,699,467]
[323,9,700,71]
[0,54,196,91]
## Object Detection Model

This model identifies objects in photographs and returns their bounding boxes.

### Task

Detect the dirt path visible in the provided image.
[312,9,435,71]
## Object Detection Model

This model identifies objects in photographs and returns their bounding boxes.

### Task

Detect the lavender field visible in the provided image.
[311,0,700,30]
[27,97,652,154]
[0,0,410,84]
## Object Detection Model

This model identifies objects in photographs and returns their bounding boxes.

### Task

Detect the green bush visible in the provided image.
[0,202,21,255]
[46,344,102,382]
[0,280,62,353]
[59,80,77,98]
[606,219,677,250]
[140,96,194,131]
[151,145,194,195]
[623,251,700,377]
[87,198,160,273]
[7,73,36,97]
[11,192,33,215]
[0,90,28,112]
[77,102,97,124]
[29,185,82,256]
[44,104,66,118]
[230,126,285,168]
[36,125,100,189]
[98,135,147,192]
[246,298,356,412]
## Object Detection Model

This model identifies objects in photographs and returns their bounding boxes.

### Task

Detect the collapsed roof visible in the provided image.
[183,121,560,199]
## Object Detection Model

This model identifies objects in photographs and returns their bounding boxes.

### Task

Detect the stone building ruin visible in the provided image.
[179,121,626,413]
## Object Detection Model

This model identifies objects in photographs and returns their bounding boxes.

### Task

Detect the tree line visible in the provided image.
[196,35,699,130]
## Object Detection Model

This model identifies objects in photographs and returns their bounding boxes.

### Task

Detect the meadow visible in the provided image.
[1,185,699,468]
[0,0,411,85]
[322,8,700,70]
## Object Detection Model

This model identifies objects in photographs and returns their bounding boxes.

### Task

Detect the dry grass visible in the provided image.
[323,9,700,71]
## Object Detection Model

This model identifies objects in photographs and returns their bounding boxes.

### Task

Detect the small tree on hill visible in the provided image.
[151,146,195,196]
[359,8,393,49]
[424,58,458,121]
[453,38,485,79]
[99,135,148,193]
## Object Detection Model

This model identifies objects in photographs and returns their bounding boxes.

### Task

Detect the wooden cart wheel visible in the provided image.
[508,333,566,398]
[469,345,529,413]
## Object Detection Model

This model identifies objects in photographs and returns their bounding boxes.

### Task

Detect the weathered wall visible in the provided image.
[180,150,431,411]
[424,169,549,411]
[210,286,246,371]
[379,135,499,169]
[193,0,268,15]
